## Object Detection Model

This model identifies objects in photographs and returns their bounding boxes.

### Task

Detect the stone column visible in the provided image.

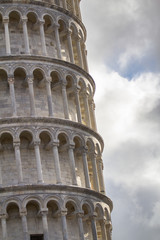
[1,214,8,240]
[34,141,43,183]
[68,144,77,185]
[82,44,89,72]
[81,92,91,127]
[22,17,30,54]
[27,77,36,117]
[20,211,29,240]
[52,142,62,184]
[63,0,67,9]
[8,77,17,117]
[54,24,62,59]
[106,222,112,240]
[13,141,23,184]
[77,212,85,240]
[91,153,100,192]
[39,20,47,56]
[41,210,49,240]
[61,210,69,240]
[100,219,107,240]
[76,35,83,68]
[89,99,97,131]
[3,17,11,55]
[61,82,69,119]
[71,0,76,15]
[74,87,82,123]
[97,156,105,194]
[46,77,54,117]
[82,147,90,188]
[66,29,74,63]
[90,214,98,240]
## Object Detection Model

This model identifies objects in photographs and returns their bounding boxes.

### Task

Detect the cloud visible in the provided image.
[81,1,160,239]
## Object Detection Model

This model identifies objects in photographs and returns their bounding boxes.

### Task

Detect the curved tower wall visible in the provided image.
[0,1,113,240]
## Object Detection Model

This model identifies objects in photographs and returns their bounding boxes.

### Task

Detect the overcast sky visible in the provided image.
[81,1,160,240]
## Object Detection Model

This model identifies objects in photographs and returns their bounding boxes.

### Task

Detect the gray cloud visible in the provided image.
[81,1,160,239]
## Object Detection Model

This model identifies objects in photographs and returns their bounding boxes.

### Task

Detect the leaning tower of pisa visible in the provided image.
[0,1,112,240]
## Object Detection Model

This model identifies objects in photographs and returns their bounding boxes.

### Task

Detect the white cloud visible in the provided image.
[81,1,160,239]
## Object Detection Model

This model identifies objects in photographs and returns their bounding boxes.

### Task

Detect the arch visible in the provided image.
[70,22,78,37]
[78,77,87,91]
[8,9,22,19]
[95,203,104,218]
[38,129,54,142]
[64,197,80,212]
[19,129,34,141]
[56,131,70,144]
[44,195,63,210]
[3,198,21,214]
[23,196,43,210]
[86,138,95,153]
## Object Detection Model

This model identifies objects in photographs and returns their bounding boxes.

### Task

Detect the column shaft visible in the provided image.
[52,144,62,184]
[42,213,49,240]
[76,37,83,68]
[82,44,89,72]
[89,100,97,131]
[61,212,69,240]
[34,142,43,183]
[82,149,90,188]
[61,83,69,119]
[77,214,85,240]
[21,214,29,240]
[14,142,23,183]
[82,92,91,127]
[63,0,67,9]
[68,146,77,185]
[1,217,8,240]
[27,78,36,117]
[91,217,98,240]
[3,18,11,55]
[67,30,74,63]
[91,154,100,192]
[100,220,107,240]
[46,78,54,117]
[74,88,82,123]
[55,25,62,59]
[8,78,17,117]
[22,18,30,54]
[40,21,47,55]
[97,158,105,194]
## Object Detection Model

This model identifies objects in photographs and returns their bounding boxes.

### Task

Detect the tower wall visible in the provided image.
[0,1,112,240]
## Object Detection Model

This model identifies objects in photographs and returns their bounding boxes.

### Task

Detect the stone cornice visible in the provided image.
[0,184,113,211]
[0,117,104,149]
[0,55,95,93]
[0,0,86,41]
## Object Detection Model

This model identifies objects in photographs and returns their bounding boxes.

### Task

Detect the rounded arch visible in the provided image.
[56,130,70,144]
[8,9,22,19]
[78,77,87,91]
[26,11,39,23]
[64,197,80,213]
[86,138,95,153]
[50,70,62,85]
[81,199,94,215]
[95,203,104,218]
[70,22,78,37]
[37,129,54,142]
[57,17,68,30]
[44,195,63,210]
[18,129,34,141]
[13,67,27,79]
[22,196,43,210]
[4,198,21,214]
[0,68,8,81]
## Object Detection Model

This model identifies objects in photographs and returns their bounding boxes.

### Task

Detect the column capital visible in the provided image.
[13,141,20,148]
[34,140,41,146]
[22,16,28,23]
[54,23,60,30]
[46,76,52,83]
[3,17,9,24]
[68,143,75,150]
[8,77,15,84]
[76,212,84,218]
[27,77,33,85]
[0,213,8,219]
[20,211,27,217]
[82,146,88,154]
[66,28,72,36]
[39,208,48,216]
[52,141,59,147]
[60,209,68,217]
[89,212,97,220]
[39,20,45,25]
